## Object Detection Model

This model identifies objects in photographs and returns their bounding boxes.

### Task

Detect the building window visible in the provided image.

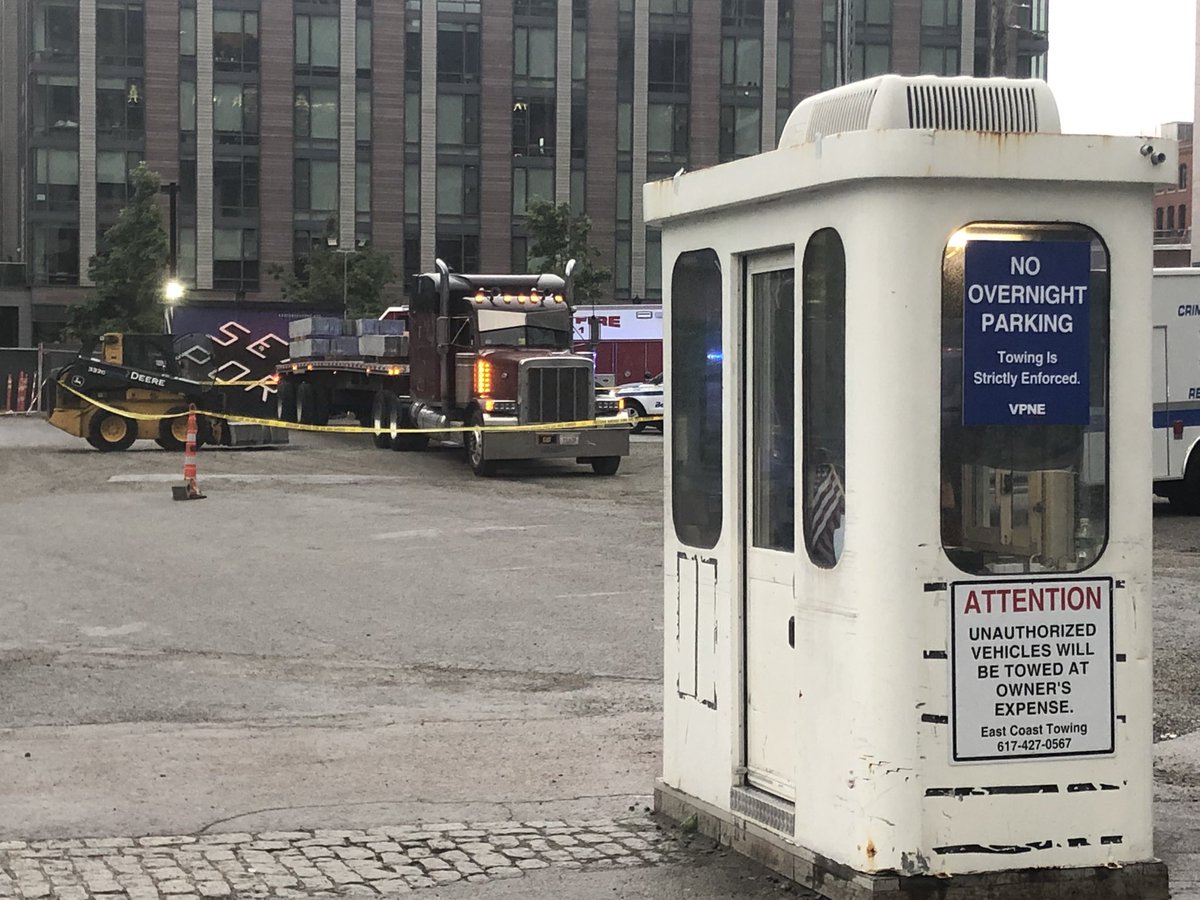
[32,225,80,285]
[438,0,481,12]
[617,102,632,153]
[671,248,723,548]
[650,0,691,12]
[213,83,259,144]
[294,87,338,141]
[357,18,372,76]
[648,34,690,93]
[33,149,79,212]
[1168,206,1176,231]
[179,226,197,285]
[512,98,555,157]
[97,77,144,138]
[406,20,422,82]
[214,9,259,72]
[180,7,196,57]
[213,227,259,291]
[295,15,339,73]
[294,158,338,213]
[435,233,480,273]
[214,157,259,218]
[356,90,371,144]
[648,103,689,160]
[920,45,959,75]
[646,228,663,295]
[97,2,144,67]
[941,223,1109,575]
[615,239,631,292]
[437,165,480,216]
[404,236,421,284]
[616,171,632,222]
[514,26,555,82]
[572,28,587,81]
[1180,164,1188,190]
[180,80,196,132]
[719,104,759,160]
[571,102,586,160]
[32,75,79,135]
[437,93,481,147]
[1182,205,1188,232]
[356,162,371,214]
[32,3,79,61]
[405,91,420,146]
[97,150,139,211]
[721,0,764,27]
[570,168,585,215]
[512,166,553,215]
[511,235,528,273]
[821,0,892,88]
[802,229,846,568]
[438,23,481,83]
[921,0,959,26]
[514,0,556,16]
[777,37,792,90]
[405,164,420,214]
[721,35,762,89]
[1156,207,1164,232]
[179,158,197,209]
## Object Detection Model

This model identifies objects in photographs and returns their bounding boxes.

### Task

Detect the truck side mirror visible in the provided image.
[436,316,449,350]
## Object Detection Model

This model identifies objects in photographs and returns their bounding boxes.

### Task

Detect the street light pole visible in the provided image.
[160,181,183,334]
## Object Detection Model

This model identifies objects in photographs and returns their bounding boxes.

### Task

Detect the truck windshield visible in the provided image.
[476,309,571,349]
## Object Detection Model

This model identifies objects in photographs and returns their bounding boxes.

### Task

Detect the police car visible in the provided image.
[614,372,664,434]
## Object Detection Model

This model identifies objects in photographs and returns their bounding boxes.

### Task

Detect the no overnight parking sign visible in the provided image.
[950,578,1114,763]
[961,240,1093,426]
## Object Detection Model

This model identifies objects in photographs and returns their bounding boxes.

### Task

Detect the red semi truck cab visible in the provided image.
[404,263,630,476]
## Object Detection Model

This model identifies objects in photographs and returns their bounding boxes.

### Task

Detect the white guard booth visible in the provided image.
[647,75,1172,900]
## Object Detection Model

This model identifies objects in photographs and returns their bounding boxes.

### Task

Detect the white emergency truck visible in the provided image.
[1152,267,1200,510]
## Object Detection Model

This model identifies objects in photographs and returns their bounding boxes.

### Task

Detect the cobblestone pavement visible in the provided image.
[0,817,692,899]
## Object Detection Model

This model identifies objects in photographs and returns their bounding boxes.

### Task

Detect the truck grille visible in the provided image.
[524,364,592,424]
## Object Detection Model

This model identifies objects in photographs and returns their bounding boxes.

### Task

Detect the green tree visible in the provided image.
[67,162,169,338]
[269,219,397,318]
[523,198,611,303]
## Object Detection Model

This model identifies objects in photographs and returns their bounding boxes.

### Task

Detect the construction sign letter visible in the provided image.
[961,240,1092,426]
[950,578,1114,763]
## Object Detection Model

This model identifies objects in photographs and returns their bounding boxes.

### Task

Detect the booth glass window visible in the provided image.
[802,229,846,568]
[941,223,1109,575]
[751,266,795,552]
[672,249,724,549]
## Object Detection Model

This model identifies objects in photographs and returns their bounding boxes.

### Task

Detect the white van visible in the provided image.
[1153,268,1200,510]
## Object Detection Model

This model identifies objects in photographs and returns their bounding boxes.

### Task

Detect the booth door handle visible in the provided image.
[788,616,795,648]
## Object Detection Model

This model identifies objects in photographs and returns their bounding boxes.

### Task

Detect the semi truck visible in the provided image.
[275,260,630,476]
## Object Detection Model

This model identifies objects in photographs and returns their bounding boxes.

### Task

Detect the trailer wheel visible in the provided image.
[464,409,497,476]
[296,383,329,426]
[589,456,621,476]
[87,410,138,452]
[276,381,297,423]
[389,395,429,452]
[625,400,648,434]
[371,390,392,449]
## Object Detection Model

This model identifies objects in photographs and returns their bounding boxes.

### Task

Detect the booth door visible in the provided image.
[743,252,797,801]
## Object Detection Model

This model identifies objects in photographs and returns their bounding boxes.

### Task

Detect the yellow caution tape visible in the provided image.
[56,380,661,435]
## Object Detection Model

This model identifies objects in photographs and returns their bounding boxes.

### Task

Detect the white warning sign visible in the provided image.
[951,578,1114,763]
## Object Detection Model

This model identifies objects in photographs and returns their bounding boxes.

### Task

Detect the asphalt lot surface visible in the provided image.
[2,414,1199,898]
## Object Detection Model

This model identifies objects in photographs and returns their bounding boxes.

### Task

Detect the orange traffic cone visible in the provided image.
[171,405,207,501]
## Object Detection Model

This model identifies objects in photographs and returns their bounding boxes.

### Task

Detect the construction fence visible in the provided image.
[0,347,79,414]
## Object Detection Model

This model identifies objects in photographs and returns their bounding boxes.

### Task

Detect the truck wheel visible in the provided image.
[371,391,392,449]
[276,381,297,423]
[1179,453,1200,515]
[87,410,138,452]
[464,410,498,476]
[589,456,621,476]
[390,396,429,451]
[625,401,648,435]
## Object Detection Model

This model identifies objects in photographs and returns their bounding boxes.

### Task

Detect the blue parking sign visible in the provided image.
[962,240,1092,426]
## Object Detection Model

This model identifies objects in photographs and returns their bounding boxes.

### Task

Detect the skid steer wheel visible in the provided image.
[589,456,621,476]
[154,406,195,452]
[464,409,498,477]
[87,410,138,452]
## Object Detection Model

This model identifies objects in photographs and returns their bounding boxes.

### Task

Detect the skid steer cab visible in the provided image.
[48,332,229,452]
